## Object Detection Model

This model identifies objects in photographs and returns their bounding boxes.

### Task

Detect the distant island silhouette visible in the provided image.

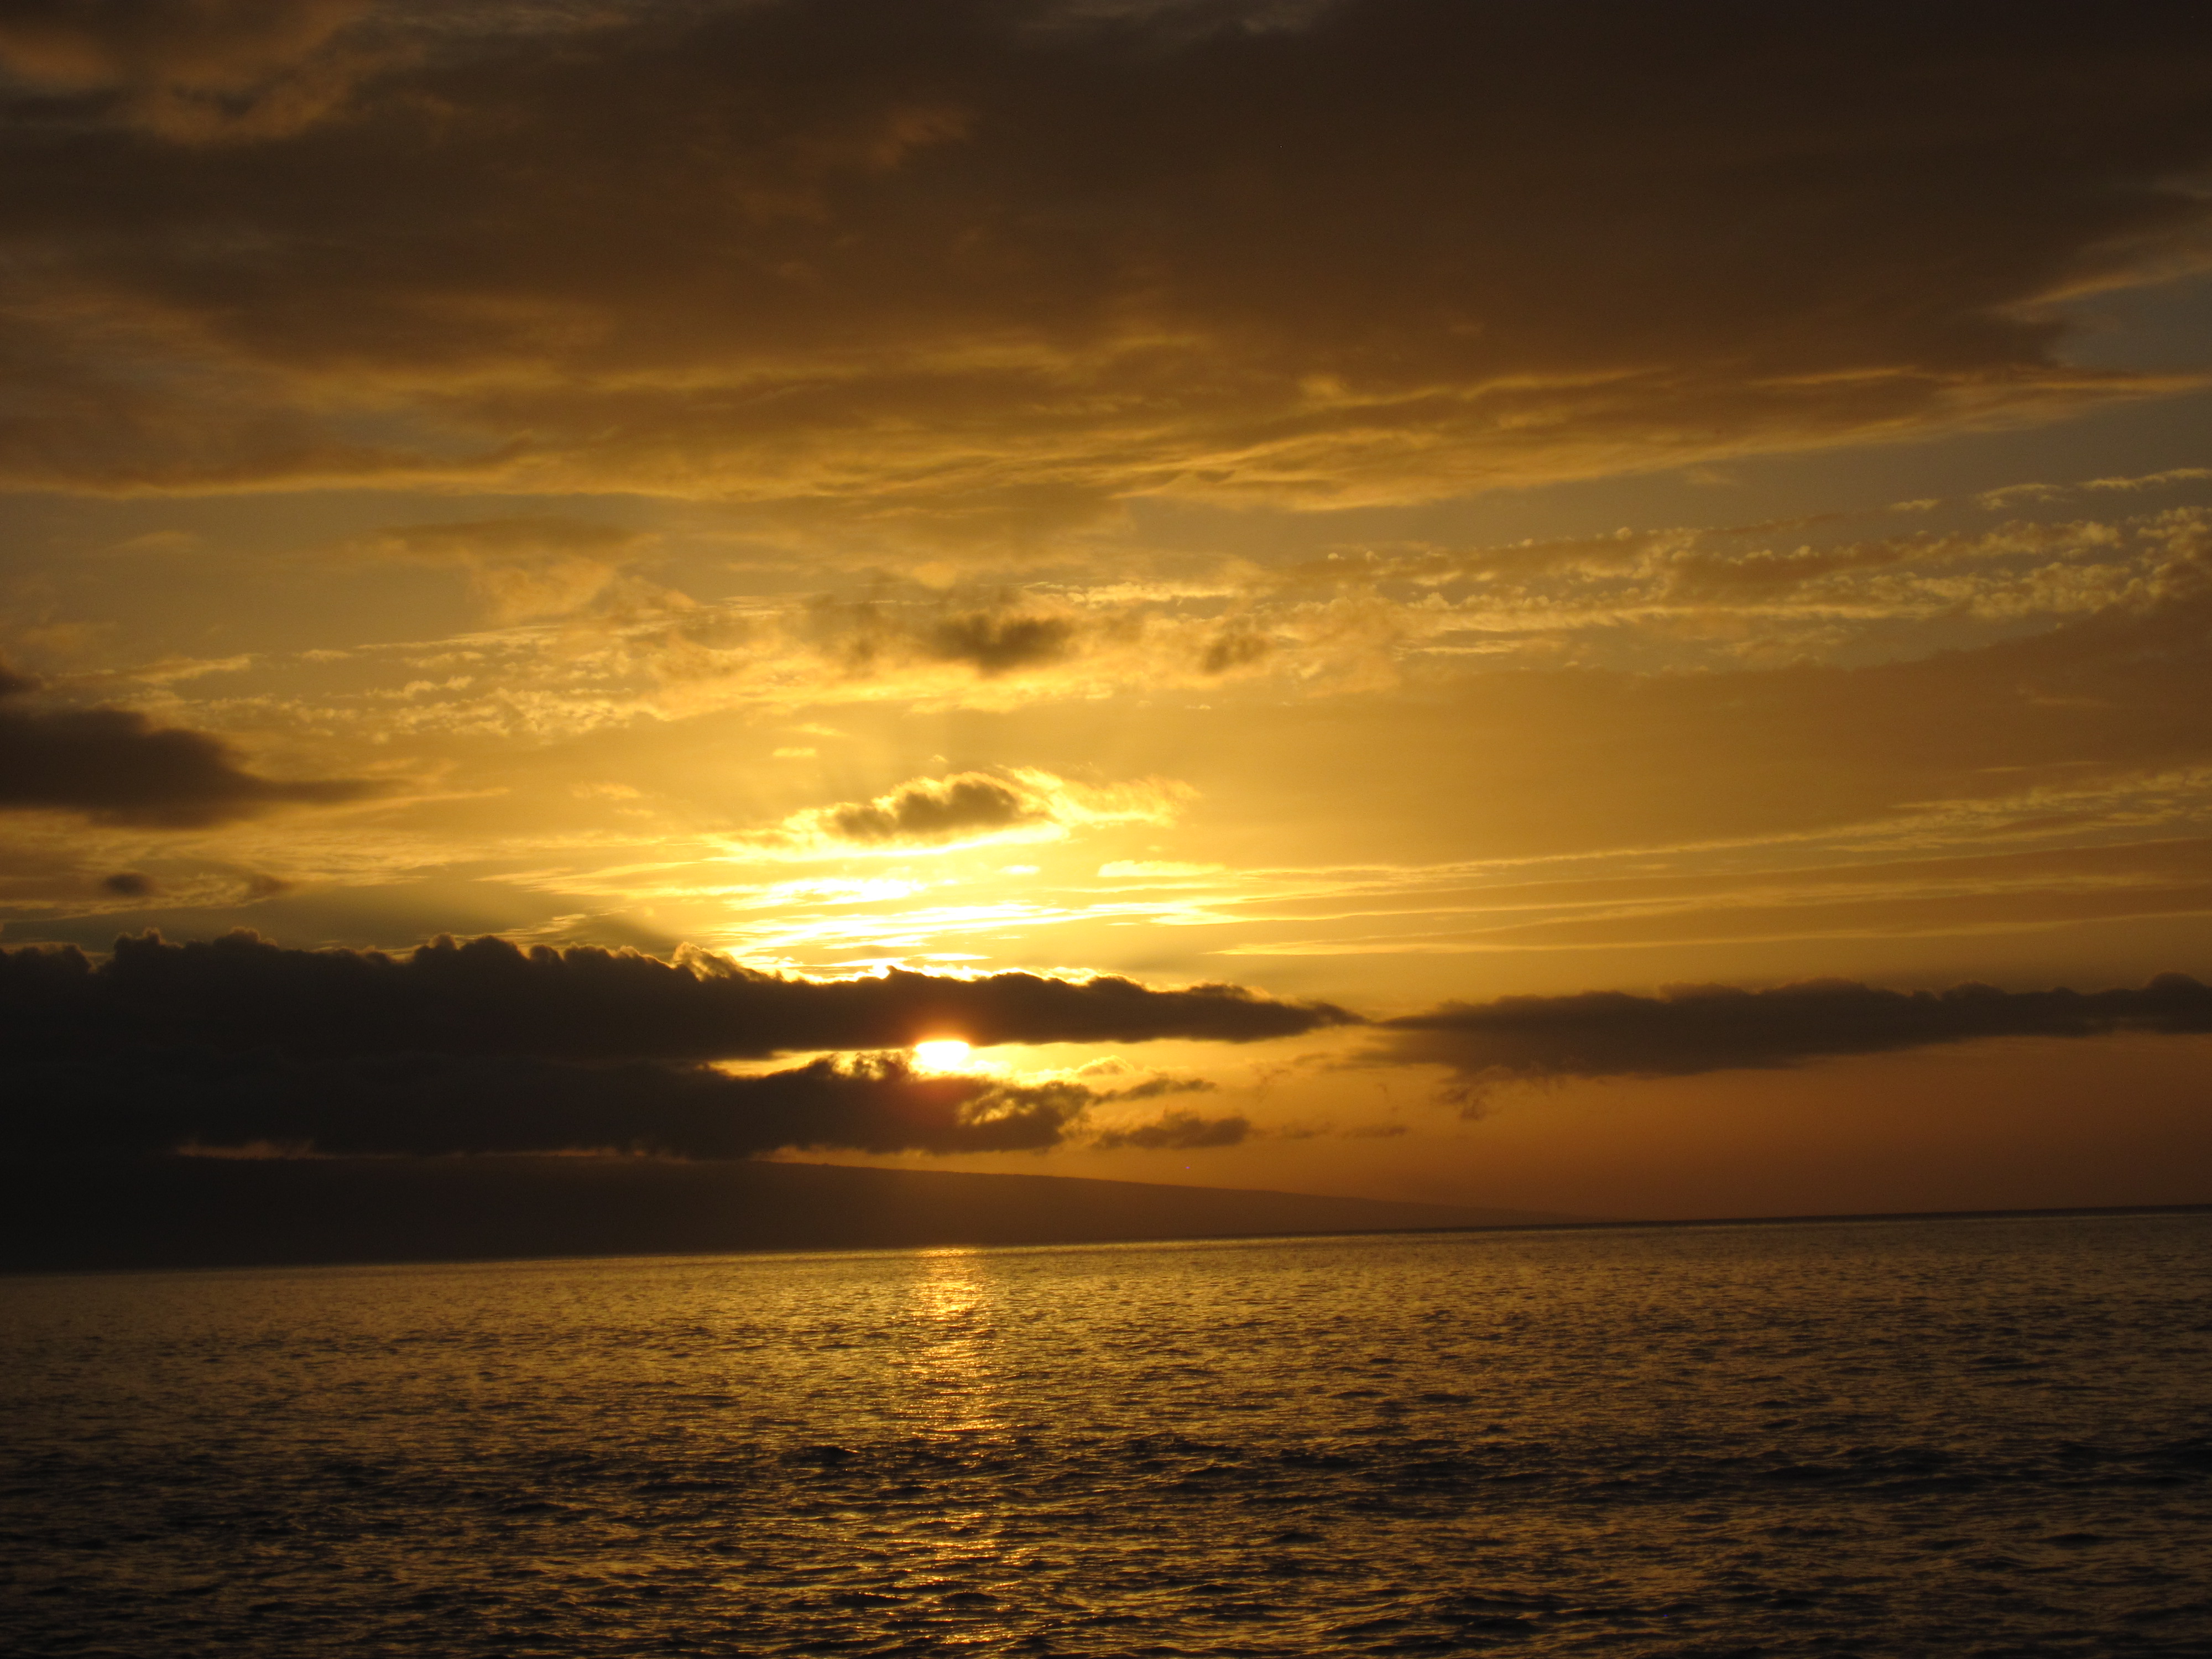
[0,1157,1572,1274]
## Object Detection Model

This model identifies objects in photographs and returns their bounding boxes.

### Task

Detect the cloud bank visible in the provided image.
[0,930,1338,1160]
[0,930,1353,1062]
[7,1048,1108,1160]
[1380,974,2212,1103]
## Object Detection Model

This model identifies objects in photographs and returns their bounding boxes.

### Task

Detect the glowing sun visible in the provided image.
[910,1039,973,1073]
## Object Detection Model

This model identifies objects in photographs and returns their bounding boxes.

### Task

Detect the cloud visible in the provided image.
[805,595,1084,680]
[0,0,374,142]
[1376,974,2212,1105]
[927,611,1078,675]
[133,493,2212,752]
[1093,1107,1252,1150]
[1092,1072,1219,1104]
[1201,624,1272,675]
[829,774,1046,843]
[2,1048,1104,1160]
[0,661,372,826]
[0,929,1357,1063]
[0,930,1337,1161]
[2,1,2207,519]
[764,766,1190,852]
[367,515,656,623]
[28,509,2212,945]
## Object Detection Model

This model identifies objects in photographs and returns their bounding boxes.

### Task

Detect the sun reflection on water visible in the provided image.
[887,1250,1023,1635]
[899,1248,1005,1438]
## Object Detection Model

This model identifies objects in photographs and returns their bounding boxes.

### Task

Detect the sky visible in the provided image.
[3,0,2211,1223]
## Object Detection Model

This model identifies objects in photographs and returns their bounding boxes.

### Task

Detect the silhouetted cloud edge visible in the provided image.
[0,928,1356,1062]
[5,1048,1124,1160]
[1374,974,2212,1104]
[0,662,373,826]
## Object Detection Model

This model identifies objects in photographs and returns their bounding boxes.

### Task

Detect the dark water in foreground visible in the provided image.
[3,1213,2209,1656]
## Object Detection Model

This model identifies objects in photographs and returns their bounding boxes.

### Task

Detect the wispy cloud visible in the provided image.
[87,499,2209,766]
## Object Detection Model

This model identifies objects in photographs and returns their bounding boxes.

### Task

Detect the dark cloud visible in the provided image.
[0,930,1355,1063]
[2,1048,1099,1160]
[770,765,1180,849]
[101,872,155,898]
[0,665,372,826]
[1201,625,1271,675]
[1379,975,2212,1104]
[1094,1107,1253,1150]
[927,612,1078,674]
[1095,1073,1219,1104]
[0,930,1325,1161]
[0,0,373,142]
[805,595,1082,677]
[828,773,1046,843]
[2,1,2206,515]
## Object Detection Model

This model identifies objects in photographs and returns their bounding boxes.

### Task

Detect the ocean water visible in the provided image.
[3,1212,2209,1656]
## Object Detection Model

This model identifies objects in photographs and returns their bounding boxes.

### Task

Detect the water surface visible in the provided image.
[4,1211,2209,1654]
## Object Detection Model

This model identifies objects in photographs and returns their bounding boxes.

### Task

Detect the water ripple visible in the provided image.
[3,1212,2209,1655]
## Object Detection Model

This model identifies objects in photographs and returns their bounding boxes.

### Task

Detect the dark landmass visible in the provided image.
[0,1156,1569,1275]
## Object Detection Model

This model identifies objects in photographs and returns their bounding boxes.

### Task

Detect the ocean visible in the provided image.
[3,1211,2208,1655]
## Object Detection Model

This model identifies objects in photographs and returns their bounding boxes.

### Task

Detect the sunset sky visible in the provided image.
[5,0,2211,1220]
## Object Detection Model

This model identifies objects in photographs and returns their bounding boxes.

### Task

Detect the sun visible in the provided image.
[910,1039,973,1073]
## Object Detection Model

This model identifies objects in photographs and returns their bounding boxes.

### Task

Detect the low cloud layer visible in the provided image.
[1380,975,2212,1104]
[0,930,1296,1161]
[7,1048,1102,1160]
[0,930,1353,1063]
[0,662,369,826]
